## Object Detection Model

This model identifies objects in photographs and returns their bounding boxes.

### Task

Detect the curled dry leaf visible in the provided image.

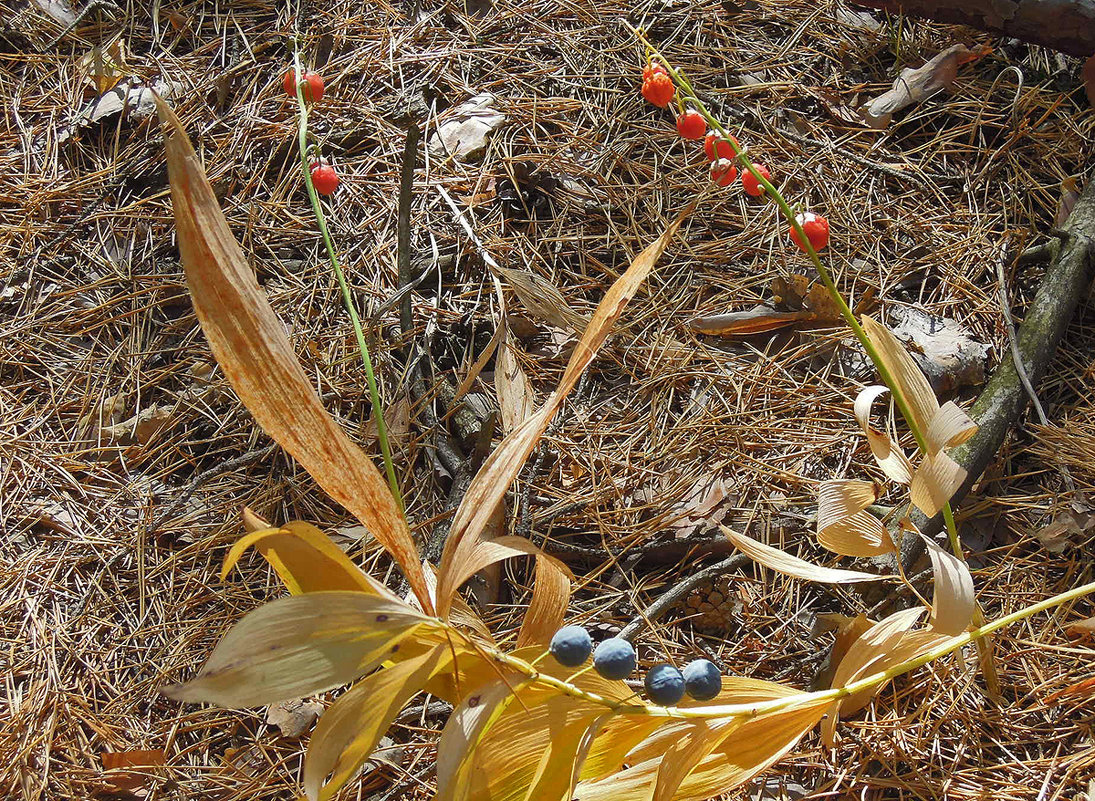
[722,526,889,584]
[155,95,430,611]
[920,535,975,635]
[816,480,893,557]
[860,315,939,438]
[859,44,991,129]
[494,265,590,335]
[517,554,574,647]
[909,450,966,517]
[925,400,978,455]
[222,521,392,596]
[437,205,692,620]
[854,385,914,485]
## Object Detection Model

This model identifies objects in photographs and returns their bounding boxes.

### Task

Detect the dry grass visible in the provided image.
[2,0,1094,799]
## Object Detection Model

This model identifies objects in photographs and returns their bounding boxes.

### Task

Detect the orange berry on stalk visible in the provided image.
[642,62,668,82]
[641,72,675,108]
[676,110,706,140]
[310,161,339,195]
[741,164,771,196]
[789,212,830,252]
[284,69,325,101]
[703,132,739,162]
[710,158,738,187]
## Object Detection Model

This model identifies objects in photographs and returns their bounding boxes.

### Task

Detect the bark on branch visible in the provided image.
[903,176,1095,568]
[850,0,1095,58]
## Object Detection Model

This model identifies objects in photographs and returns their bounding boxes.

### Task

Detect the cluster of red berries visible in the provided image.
[284,68,340,196]
[640,61,829,253]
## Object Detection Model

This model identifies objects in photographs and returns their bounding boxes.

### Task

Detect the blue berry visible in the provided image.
[592,637,636,680]
[644,663,686,706]
[549,625,592,667]
[682,658,722,701]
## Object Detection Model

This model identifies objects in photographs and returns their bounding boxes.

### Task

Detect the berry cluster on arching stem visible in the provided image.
[285,67,339,196]
[639,56,829,254]
[549,626,722,706]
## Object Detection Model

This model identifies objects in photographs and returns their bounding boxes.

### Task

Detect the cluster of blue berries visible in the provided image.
[548,625,723,706]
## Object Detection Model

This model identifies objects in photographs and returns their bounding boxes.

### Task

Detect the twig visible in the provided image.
[619,554,749,641]
[994,242,1077,494]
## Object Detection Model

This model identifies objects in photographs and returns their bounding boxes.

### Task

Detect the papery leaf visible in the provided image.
[722,526,888,583]
[517,554,573,648]
[496,322,535,434]
[687,308,814,336]
[909,451,966,517]
[162,592,436,707]
[651,720,737,801]
[438,206,692,617]
[854,385,914,484]
[436,680,530,801]
[921,535,975,635]
[575,698,829,801]
[438,536,572,618]
[816,480,893,557]
[155,96,430,612]
[925,400,978,455]
[821,606,959,746]
[305,644,451,801]
[861,316,940,440]
[222,521,390,596]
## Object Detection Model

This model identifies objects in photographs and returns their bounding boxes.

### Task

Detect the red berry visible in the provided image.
[741,164,771,197]
[283,69,324,102]
[641,72,675,108]
[703,132,739,162]
[789,212,830,252]
[710,158,738,187]
[642,62,668,82]
[676,110,706,140]
[310,162,339,195]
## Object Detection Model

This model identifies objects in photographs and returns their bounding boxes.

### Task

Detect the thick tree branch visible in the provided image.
[850,0,1095,58]
[902,177,1095,568]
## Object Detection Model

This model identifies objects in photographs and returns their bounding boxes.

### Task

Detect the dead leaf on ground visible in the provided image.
[98,749,166,799]
[722,526,888,584]
[364,391,410,448]
[1035,500,1095,553]
[495,323,535,434]
[688,306,815,337]
[267,698,324,738]
[860,44,991,129]
[80,38,130,94]
[428,93,506,161]
[1066,615,1095,638]
[1057,177,1082,227]
[771,275,809,309]
[667,475,735,539]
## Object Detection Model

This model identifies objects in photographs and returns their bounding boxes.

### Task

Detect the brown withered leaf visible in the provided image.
[494,264,589,335]
[860,44,991,129]
[920,535,975,635]
[98,749,166,799]
[861,315,940,438]
[688,306,815,337]
[816,480,892,558]
[80,38,129,94]
[771,274,809,310]
[495,322,535,434]
[155,95,431,611]
[853,385,914,484]
[437,204,692,620]
[803,283,842,322]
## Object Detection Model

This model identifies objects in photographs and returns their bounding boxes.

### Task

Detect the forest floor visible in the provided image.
[3,1,1095,799]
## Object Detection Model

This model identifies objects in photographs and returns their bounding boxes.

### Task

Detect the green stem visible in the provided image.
[292,52,404,512]
[630,26,963,562]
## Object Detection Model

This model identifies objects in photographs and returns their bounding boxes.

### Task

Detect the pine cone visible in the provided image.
[681,576,742,634]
